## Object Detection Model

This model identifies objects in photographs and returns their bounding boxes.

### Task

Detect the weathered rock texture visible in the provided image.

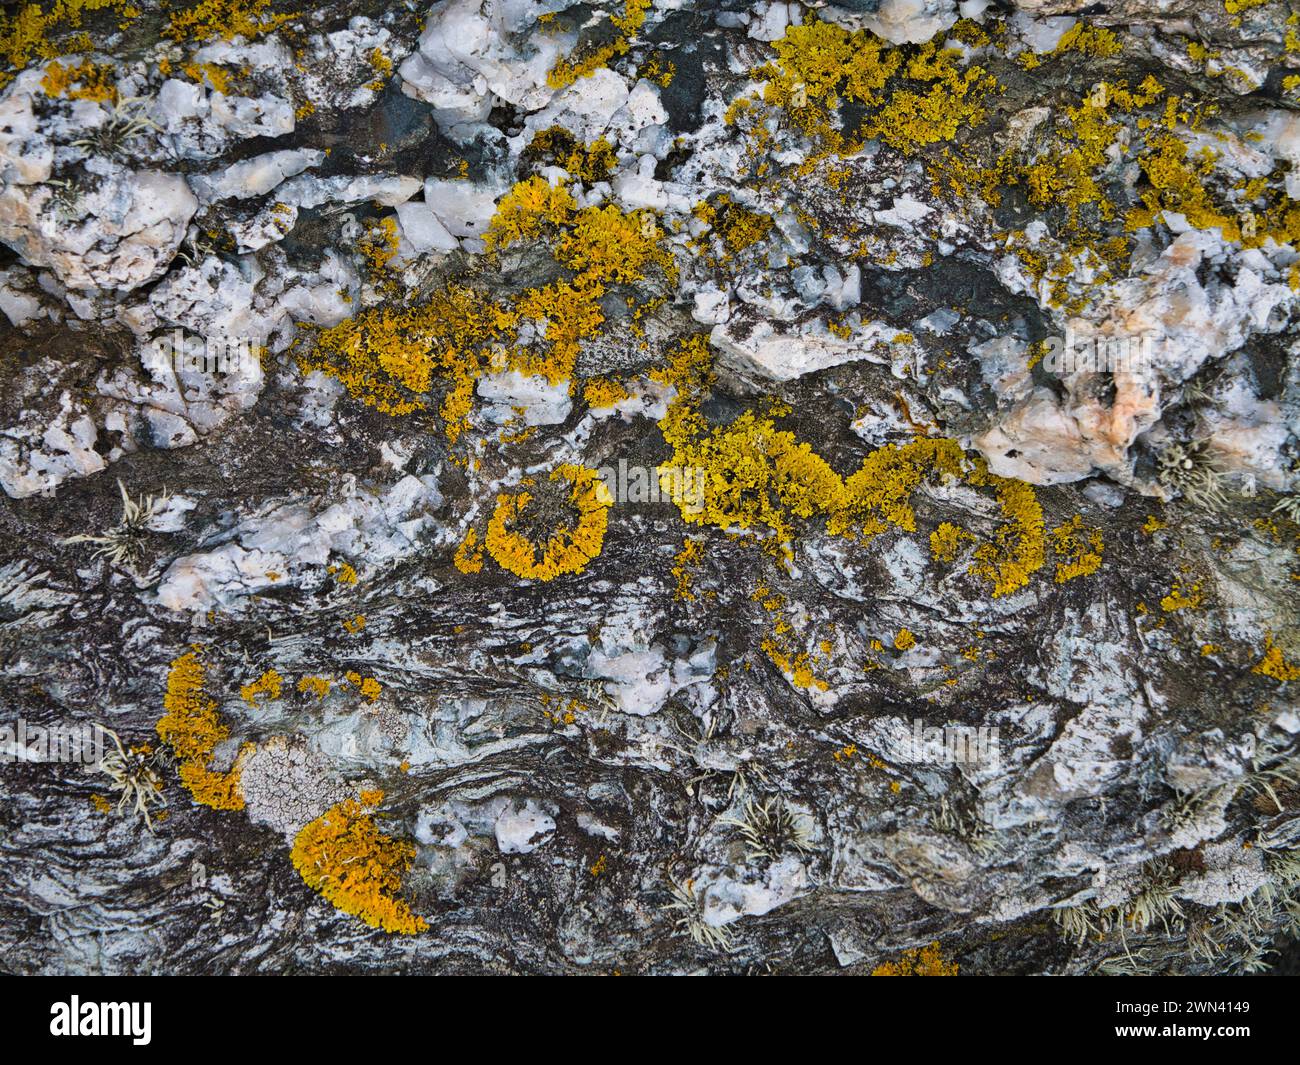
[1,0,1299,975]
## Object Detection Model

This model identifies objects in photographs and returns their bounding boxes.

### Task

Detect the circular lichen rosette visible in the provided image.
[485,463,612,581]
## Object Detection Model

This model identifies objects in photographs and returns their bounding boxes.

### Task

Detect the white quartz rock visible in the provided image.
[188,149,325,203]
[399,0,570,130]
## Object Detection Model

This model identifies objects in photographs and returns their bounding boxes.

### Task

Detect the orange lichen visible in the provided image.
[290,790,427,934]
[872,941,958,976]
[156,650,249,811]
[453,527,484,574]
[485,464,610,581]
[1253,639,1300,682]
[240,668,283,706]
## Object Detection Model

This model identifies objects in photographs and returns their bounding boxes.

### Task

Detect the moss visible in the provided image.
[290,791,427,934]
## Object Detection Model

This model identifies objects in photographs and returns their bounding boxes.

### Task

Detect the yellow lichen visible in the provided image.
[583,376,632,409]
[523,126,618,184]
[156,650,249,811]
[296,675,331,699]
[453,527,484,574]
[1160,582,1202,612]
[930,521,972,562]
[671,537,702,601]
[485,464,610,581]
[290,790,427,934]
[164,0,294,43]
[656,337,1044,595]
[327,561,358,585]
[872,941,958,976]
[345,671,382,701]
[483,176,576,252]
[546,0,650,89]
[1050,515,1104,583]
[240,668,283,706]
[39,56,115,101]
[1253,639,1300,682]
[756,21,998,158]
[1,1,140,88]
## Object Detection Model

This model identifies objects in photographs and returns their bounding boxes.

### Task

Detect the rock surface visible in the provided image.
[1,0,1299,975]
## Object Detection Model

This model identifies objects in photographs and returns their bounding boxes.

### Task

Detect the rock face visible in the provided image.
[1,0,1299,976]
